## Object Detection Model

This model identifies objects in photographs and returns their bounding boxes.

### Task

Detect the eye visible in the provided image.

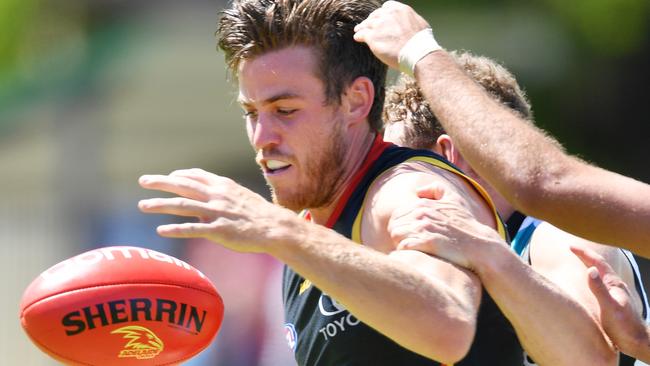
[277,108,297,116]
[243,110,258,119]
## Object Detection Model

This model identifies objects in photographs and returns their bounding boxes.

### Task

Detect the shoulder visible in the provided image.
[531,223,632,276]
[360,160,495,252]
[374,160,486,212]
[530,223,642,314]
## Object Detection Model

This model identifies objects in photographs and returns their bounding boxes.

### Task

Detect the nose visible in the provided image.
[248,112,281,151]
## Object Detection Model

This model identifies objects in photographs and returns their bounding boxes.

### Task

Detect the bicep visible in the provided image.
[362,163,492,249]
[359,164,492,315]
[388,249,482,315]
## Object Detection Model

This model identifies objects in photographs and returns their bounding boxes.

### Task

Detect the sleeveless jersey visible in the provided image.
[508,214,650,366]
[282,136,523,366]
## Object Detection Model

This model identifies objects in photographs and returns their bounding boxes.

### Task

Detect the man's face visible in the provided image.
[238,46,347,211]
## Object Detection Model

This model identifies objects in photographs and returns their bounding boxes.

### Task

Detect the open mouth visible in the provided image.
[264,159,292,175]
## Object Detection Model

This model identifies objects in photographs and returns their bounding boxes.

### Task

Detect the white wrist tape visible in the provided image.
[398,28,442,77]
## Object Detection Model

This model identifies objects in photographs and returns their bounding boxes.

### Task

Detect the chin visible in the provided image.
[273,198,306,213]
[270,189,302,211]
[272,188,325,212]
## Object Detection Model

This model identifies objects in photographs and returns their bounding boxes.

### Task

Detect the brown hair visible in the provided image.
[217,0,386,131]
[383,50,532,149]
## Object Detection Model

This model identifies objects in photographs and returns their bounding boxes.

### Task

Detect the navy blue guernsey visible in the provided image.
[282,136,523,366]
[508,213,650,366]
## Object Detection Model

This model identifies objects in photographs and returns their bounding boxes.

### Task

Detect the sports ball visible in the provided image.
[19,246,224,365]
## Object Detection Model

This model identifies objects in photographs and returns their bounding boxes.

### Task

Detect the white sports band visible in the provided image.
[398,28,442,77]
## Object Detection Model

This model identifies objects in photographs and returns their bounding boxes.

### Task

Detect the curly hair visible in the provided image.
[383,50,532,149]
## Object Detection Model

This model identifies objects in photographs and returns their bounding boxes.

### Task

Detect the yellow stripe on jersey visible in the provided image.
[351,155,507,244]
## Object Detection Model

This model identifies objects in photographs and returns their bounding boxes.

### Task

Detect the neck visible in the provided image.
[492,192,515,221]
[309,130,377,225]
[467,171,515,221]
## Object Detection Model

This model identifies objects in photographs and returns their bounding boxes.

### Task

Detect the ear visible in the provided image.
[341,76,374,127]
[435,134,470,171]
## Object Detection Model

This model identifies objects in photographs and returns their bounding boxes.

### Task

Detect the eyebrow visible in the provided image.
[238,92,301,107]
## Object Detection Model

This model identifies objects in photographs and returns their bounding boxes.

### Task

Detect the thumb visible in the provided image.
[416,182,446,200]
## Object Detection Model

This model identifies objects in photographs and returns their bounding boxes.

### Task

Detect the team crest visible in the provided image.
[284,323,298,351]
[111,325,164,359]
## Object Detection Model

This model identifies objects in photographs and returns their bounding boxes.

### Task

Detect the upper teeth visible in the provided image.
[266,160,291,170]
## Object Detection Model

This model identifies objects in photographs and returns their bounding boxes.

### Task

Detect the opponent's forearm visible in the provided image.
[268,221,478,363]
[414,50,556,208]
[530,161,650,258]
[475,243,617,366]
[415,51,650,257]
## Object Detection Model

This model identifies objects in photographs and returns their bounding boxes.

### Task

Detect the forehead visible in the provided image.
[237,46,325,104]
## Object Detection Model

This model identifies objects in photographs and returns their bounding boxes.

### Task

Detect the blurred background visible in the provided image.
[1,0,648,364]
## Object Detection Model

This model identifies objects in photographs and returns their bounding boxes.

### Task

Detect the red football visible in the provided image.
[20,246,224,366]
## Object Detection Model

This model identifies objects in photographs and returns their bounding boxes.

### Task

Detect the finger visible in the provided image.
[139,175,211,201]
[397,237,430,251]
[353,27,369,43]
[139,197,214,219]
[397,233,446,252]
[398,238,440,254]
[389,198,441,223]
[570,245,616,276]
[586,266,619,308]
[355,7,381,32]
[169,168,220,185]
[388,211,431,237]
[156,222,217,238]
[415,182,446,200]
[354,19,367,33]
[387,220,415,242]
[383,1,404,9]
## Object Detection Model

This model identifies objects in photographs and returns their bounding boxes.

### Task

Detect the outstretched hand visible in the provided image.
[138,168,298,253]
[353,1,430,70]
[570,245,649,358]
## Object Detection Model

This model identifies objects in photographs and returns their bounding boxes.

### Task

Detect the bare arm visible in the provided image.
[414,52,650,258]
[273,228,479,363]
[571,245,650,362]
[138,168,479,363]
[354,1,650,257]
[388,185,617,366]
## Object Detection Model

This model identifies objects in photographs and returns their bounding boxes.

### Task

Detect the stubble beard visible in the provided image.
[269,122,347,212]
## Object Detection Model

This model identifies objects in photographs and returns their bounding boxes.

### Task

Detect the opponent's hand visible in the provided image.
[353,1,430,70]
[570,245,649,358]
[388,182,504,271]
[138,168,298,253]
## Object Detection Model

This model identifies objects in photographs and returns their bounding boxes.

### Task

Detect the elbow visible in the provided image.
[438,326,475,364]
[418,314,476,364]
[437,325,475,364]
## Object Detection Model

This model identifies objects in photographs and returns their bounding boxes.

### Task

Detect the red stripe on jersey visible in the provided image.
[324,134,391,229]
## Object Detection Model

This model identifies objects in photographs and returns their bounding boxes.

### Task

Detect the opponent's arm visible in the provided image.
[354,1,650,257]
[389,186,617,366]
[138,168,479,364]
[571,245,650,363]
